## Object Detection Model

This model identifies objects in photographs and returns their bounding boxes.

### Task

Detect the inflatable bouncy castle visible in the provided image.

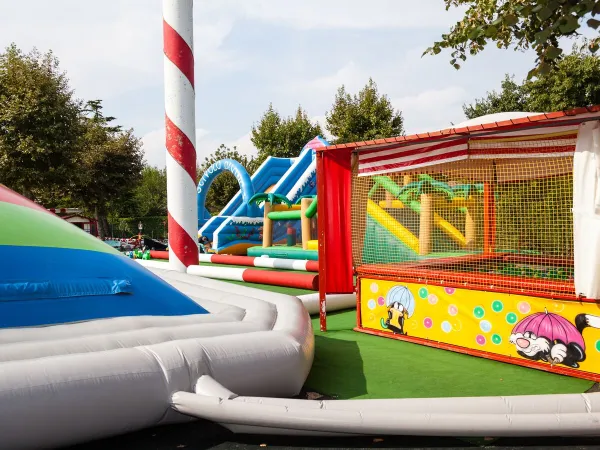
[0,184,207,327]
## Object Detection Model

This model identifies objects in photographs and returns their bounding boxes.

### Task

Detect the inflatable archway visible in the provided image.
[197,159,258,223]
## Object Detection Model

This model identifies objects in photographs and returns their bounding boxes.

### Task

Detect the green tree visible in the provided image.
[325,78,404,144]
[133,166,168,217]
[525,46,600,110]
[0,44,83,200]
[197,145,258,214]
[251,104,322,164]
[463,48,600,119]
[463,74,528,119]
[72,100,144,238]
[426,0,600,78]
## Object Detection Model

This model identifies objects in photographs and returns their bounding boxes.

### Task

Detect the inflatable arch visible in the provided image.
[197,159,259,223]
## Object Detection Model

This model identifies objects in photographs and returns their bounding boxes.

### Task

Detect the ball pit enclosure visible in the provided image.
[316,108,600,382]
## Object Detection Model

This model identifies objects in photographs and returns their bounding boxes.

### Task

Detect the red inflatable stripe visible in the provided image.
[167,213,199,267]
[242,269,318,291]
[212,255,256,266]
[0,184,53,215]
[165,116,197,183]
[306,261,319,272]
[150,250,169,260]
[163,20,194,88]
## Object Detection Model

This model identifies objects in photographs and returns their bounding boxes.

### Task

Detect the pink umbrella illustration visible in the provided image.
[510,308,587,368]
[512,309,585,349]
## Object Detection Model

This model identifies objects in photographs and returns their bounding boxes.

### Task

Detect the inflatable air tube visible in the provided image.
[187,265,319,291]
[199,254,319,272]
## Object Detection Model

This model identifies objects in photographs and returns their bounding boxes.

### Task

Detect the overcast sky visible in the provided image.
[0,1,540,168]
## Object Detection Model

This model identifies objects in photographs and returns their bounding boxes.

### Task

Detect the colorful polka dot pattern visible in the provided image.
[363,280,600,366]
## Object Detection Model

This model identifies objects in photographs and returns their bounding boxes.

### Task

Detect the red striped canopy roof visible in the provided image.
[320,106,600,176]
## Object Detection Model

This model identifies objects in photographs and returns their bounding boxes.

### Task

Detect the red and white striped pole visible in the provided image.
[163,0,199,271]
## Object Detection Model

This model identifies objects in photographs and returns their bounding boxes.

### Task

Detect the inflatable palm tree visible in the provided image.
[248,192,293,208]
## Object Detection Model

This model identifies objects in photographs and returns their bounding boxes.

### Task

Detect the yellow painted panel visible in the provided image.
[360,278,600,375]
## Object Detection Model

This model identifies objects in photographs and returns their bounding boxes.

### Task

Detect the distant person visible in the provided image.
[198,235,211,254]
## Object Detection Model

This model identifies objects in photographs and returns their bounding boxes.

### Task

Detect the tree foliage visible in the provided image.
[426,0,600,78]
[132,166,168,217]
[464,48,600,118]
[0,44,83,199]
[463,74,529,119]
[0,44,145,237]
[525,45,600,110]
[325,78,404,144]
[251,104,322,164]
[70,100,144,237]
[197,145,258,215]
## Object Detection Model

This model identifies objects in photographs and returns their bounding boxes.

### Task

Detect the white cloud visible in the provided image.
[2,0,537,173]
[311,115,335,141]
[393,86,468,133]
[308,61,368,92]
[280,61,370,104]
[141,129,166,169]
[0,1,239,101]
[228,132,257,157]
[219,0,463,30]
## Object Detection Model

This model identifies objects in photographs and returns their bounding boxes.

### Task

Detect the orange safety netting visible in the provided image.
[351,152,575,299]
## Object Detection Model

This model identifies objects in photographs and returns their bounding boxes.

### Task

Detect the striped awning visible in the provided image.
[358,124,579,176]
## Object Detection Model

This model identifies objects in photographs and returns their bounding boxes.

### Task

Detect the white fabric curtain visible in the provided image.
[573,120,600,299]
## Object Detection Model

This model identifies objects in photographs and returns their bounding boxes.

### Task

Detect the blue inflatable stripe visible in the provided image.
[0,245,207,328]
[0,278,132,302]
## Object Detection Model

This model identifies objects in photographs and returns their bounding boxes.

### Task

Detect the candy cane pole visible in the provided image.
[163,0,199,271]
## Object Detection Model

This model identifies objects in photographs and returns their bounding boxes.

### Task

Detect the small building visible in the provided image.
[48,208,98,237]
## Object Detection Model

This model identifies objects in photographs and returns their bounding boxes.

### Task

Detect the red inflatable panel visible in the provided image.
[242,270,318,291]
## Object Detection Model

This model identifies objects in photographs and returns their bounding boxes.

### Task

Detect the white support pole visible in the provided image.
[163,0,199,271]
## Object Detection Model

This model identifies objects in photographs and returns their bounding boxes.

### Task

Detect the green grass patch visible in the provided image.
[305,310,593,399]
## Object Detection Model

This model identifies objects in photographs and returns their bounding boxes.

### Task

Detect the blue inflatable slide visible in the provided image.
[197,136,328,254]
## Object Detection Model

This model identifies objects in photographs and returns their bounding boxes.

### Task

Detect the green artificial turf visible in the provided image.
[305,310,594,399]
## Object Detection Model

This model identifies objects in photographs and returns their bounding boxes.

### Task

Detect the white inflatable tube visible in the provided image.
[137,260,355,315]
[254,257,313,271]
[198,253,214,263]
[187,264,246,281]
[198,253,316,271]
[296,293,355,315]
[0,271,314,450]
[133,259,171,270]
[172,376,600,437]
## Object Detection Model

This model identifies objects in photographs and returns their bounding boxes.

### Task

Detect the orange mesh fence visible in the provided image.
[351,153,575,298]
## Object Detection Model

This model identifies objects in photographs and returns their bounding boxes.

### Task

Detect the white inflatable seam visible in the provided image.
[0,320,267,363]
[0,369,161,395]
[175,345,194,390]
[139,347,172,388]
[0,313,242,345]
[581,393,593,414]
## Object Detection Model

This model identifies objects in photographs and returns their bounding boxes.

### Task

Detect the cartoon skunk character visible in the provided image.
[509,310,600,368]
[383,286,415,335]
[386,301,408,335]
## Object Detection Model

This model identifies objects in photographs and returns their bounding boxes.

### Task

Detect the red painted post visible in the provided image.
[316,151,327,331]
